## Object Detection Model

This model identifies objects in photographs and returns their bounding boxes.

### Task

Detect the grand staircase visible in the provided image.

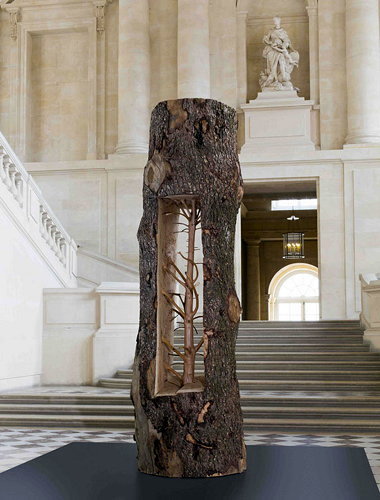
[2,320,380,433]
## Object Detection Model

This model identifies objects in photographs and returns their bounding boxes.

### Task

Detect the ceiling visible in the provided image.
[243,180,317,196]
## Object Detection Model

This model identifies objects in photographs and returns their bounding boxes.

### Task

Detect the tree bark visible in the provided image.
[131,98,246,478]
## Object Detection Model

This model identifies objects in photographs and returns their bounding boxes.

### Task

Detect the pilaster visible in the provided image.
[345,0,380,145]
[115,0,150,155]
[236,11,248,106]
[177,0,210,98]
[306,0,320,103]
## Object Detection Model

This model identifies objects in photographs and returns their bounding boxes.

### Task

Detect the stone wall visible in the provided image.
[210,0,238,108]
[0,206,64,390]
[0,0,119,161]
[0,0,313,160]
[149,0,178,107]
[30,31,89,162]
[28,156,145,269]
[0,9,15,145]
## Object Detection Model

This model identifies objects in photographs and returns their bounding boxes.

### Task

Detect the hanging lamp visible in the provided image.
[283,212,305,259]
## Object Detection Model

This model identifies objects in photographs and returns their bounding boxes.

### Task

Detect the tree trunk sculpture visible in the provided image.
[131,98,246,478]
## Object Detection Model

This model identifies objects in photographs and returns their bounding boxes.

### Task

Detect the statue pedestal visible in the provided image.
[240,90,317,155]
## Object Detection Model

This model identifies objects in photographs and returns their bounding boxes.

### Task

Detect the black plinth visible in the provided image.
[0,443,378,500]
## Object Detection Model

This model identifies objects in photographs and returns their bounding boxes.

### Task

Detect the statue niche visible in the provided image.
[260,16,300,92]
[131,98,246,478]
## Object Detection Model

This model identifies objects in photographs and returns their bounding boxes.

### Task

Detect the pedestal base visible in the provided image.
[0,442,378,500]
[240,90,317,155]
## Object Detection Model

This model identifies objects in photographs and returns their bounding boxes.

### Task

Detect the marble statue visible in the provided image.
[260,17,300,91]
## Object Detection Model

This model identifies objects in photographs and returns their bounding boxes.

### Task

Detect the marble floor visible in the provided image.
[0,427,379,491]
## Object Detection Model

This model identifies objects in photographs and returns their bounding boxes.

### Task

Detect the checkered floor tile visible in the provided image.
[0,428,135,474]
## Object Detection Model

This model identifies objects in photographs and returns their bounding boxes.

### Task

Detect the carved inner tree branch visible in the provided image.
[161,198,203,391]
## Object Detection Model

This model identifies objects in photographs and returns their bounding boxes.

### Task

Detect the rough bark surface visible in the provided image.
[131,98,246,478]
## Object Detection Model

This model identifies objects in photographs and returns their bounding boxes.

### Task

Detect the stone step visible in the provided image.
[240,322,362,331]
[2,404,379,426]
[225,344,370,352]
[0,404,132,416]
[239,370,380,381]
[175,336,364,345]
[0,394,129,405]
[115,369,380,381]
[0,414,133,429]
[98,378,131,388]
[237,327,363,333]
[97,377,380,391]
[242,380,380,391]
[181,326,363,337]
[3,411,380,433]
[238,326,362,332]
[242,418,380,433]
[239,395,380,408]
[182,322,362,332]
[4,394,380,410]
[178,330,364,338]
[124,361,380,376]
[167,361,380,371]
[241,406,380,420]
[189,320,361,328]
[239,319,360,328]
[179,330,364,338]
[234,352,379,360]
[235,332,364,338]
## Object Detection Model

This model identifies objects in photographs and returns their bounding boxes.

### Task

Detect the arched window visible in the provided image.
[268,264,320,321]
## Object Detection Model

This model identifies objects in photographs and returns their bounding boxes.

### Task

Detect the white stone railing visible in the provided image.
[77,247,139,287]
[360,273,380,351]
[0,131,77,286]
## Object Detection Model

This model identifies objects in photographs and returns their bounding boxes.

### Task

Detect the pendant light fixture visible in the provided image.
[283,210,305,259]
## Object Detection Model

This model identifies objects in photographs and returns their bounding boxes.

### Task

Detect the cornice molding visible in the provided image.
[1,0,113,39]
[2,0,94,6]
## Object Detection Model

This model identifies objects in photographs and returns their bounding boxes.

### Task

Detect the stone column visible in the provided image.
[236,11,248,106]
[345,0,380,145]
[115,0,150,154]
[306,0,319,102]
[246,241,261,320]
[177,0,210,98]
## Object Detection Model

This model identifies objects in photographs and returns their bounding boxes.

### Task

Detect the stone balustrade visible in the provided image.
[0,144,24,207]
[360,274,380,351]
[0,132,77,286]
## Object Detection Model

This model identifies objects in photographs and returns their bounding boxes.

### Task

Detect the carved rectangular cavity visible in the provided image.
[155,196,204,397]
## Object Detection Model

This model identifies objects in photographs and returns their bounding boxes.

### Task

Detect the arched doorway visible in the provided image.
[268,264,319,321]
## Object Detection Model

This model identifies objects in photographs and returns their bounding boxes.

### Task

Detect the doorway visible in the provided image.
[241,180,319,321]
